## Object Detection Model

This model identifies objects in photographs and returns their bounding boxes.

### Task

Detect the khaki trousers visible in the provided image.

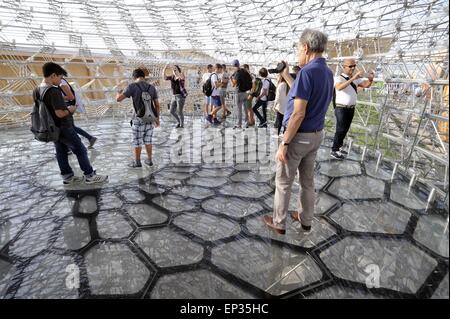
[272,131,324,229]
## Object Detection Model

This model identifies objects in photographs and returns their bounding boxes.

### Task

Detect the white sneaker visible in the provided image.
[85,173,108,185]
[330,151,345,160]
[63,176,84,185]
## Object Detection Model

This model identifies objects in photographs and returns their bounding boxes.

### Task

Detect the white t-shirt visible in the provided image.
[260,78,270,101]
[334,74,364,106]
[210,73,221,97]
[202,72,211,84]
[60,78,86,113]
[274,82,288,114]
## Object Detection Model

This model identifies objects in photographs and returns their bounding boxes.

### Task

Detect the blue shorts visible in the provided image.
[211,96,222,108]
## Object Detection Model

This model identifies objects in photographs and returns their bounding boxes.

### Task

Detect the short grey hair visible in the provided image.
[299,29,328,53]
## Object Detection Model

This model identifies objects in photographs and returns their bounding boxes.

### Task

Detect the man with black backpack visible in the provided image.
[252,68,274,128]
[31,62,108,185]
[116,68,160,168]
[331,59,374,159]
[202,64,214,117]
[230,59,253,129]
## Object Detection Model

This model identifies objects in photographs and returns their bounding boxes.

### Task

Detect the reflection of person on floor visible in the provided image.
[33,62,108,185]
[116,68,160,168]
[331,59,374,160]
[263,29,333,235]
[59,77,97,149]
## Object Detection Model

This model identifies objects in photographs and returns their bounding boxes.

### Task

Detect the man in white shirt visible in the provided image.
[205,63,223,125]
[331,59,374,159]
[202,64,213,116]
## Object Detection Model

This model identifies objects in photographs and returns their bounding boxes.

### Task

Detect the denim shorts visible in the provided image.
[211,96,222,108]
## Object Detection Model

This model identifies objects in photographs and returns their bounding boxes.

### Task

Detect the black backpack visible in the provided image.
[30,86,60,142]
[202,73,215,97]
[237,69,253,92]
[266,79,276,101]
[332,74,357,108]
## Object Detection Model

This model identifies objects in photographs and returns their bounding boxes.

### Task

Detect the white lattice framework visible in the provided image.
[0,0,448,198]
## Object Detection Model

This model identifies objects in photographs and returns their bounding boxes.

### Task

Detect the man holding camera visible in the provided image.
[263,29,333,235]
[331,59,374,159]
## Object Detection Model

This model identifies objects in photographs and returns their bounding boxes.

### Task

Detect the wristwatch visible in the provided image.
[281,140,289,146]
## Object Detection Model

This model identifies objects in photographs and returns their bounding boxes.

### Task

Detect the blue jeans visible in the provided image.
[55,126,94,178]
[253,100,268,125]
[332,107,355,152]
[74,125,93,141]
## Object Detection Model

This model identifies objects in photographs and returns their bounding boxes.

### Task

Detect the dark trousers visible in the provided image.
[253,100,267,125]
[74,125,93,141]
[275,111,284,135]
[332,107,355,152]
[54,126,94,178]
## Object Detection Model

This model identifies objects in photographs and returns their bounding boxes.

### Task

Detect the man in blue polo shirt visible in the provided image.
[263,29,333,235]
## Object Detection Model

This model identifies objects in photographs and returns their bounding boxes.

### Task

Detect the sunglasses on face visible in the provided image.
[345,65,357,68]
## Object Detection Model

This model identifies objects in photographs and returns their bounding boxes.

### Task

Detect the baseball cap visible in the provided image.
[232,59,240,67]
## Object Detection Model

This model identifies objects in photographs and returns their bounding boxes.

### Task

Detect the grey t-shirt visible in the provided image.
[123,80,159,122]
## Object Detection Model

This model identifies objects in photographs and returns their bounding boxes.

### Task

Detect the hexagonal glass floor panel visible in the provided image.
[97,212,134,239]
[202,197,264,218]
[212,238,323,296]
[85,243,152,295]
[151,195,198,213]
[413,214,449,258]
[151,270,254,299]
[319,161,362,177]
[170,185,215,200]
[127,204,168,226]
[174,212,241,241]
[13,253,78,299]
[390,182,427,210]
[320,237,437,294]
[328,176,385,200]
[135,228,203,267]
[330,202,411,234]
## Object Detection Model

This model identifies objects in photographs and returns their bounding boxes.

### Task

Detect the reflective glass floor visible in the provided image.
[0,116,448,299]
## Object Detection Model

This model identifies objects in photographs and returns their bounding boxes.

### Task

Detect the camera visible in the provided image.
[268,61,286,74]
